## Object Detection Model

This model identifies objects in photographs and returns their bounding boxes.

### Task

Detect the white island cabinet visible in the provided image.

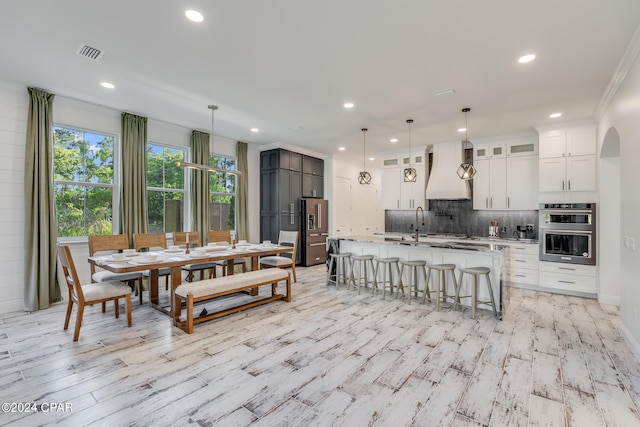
[338,237,506,317]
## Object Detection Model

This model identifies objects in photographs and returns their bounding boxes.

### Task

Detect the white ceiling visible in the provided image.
[2,1,640,162]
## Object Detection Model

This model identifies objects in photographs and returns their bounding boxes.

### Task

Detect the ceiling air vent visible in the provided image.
[76,44,104,61]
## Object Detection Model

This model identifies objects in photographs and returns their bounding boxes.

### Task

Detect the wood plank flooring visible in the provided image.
[1,265,640,426]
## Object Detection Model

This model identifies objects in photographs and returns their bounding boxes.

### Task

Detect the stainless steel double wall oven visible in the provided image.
[539,203,596,265]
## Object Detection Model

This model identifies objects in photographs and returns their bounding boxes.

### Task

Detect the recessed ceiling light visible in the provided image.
[100,82,115,89]
[343,102,354,109]
[338,147,346,151]
[185,10,204,22]
[549,112,562,118]
[518,54,536,64]
[390,138,398,143]
[250,128,259,132]
[369,157,375,161]
[458,128,466,133]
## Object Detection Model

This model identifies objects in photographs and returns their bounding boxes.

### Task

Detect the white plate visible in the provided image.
[164,249,183,253]
[108,256,128,262]
[236,242,251,247]
[125,252,140,257]
[204,246,226,252]
[189,253,209,258]
[133,258,161,264]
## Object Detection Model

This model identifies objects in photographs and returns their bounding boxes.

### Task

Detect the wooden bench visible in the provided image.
[172,268,291,334]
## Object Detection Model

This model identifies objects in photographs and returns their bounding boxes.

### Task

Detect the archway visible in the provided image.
[598,126,621,305]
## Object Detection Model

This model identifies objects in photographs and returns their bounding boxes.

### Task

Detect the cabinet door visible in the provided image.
[400,179,415,209]
[507,141,538,157]
[311,175,323,198]
[381,168,401,209]
[334,177,353,235]
[489,157,507,209]
[279,170,292,213]
[567,128,596,157]
[260,150,279,169]
[260,214,279,243]
[507,156,538,209]
[303,156,324,176]
[539,131,566,158]
[567,156,596,191]
[472,159,491,209]
[539,158,566,192]
[279,150,291,170]
[474,143,491,160]
[260,170,279,213]
[290,152,303,172]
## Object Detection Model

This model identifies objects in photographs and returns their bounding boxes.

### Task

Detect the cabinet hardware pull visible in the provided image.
[486,197,488,208]
[558,280,575,284]
[309,243,326,247]
[568,180,571,191]
[507,197,510,208]
[558,267,576,270]
[515,259,526,262]
[562,180,565,190]
[515,274,526,277]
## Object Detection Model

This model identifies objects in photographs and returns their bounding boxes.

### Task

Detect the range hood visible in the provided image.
[425,142,471,200]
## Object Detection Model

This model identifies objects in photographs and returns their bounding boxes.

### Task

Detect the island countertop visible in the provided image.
[334,234,511,253]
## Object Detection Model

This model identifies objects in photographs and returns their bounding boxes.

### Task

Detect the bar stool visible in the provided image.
[425,263,458,311]
[456,266,498,319]
[350,255,375,294]
[372,257,400,299]
[397,260,429,304]
[326,252,352,289]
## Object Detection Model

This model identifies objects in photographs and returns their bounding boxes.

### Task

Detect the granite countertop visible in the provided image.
[334,234,511,253]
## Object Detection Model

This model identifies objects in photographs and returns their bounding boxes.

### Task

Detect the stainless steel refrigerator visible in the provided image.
[301,198,329,266]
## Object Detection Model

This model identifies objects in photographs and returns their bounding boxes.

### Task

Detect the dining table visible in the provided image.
[87,242,294,316]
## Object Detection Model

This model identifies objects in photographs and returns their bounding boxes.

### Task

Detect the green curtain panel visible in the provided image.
[191,130,210,244]
[236,141,249,241]
[121,113,148,243]
[24,87,61,311]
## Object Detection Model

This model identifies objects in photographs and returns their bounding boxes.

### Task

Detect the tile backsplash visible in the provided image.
[385,200,538,239]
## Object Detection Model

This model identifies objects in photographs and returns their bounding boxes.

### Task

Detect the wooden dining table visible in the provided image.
[87,243,294,316]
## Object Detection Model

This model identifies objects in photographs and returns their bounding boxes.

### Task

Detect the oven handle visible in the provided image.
[544,229,592,235]
[542,209,593,214]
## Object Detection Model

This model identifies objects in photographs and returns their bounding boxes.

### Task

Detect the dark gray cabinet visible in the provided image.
[260,149,309,264]
[302,173,323,198]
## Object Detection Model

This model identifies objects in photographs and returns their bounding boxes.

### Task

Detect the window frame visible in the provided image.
[208,153,237,231]
[53,123,120,242]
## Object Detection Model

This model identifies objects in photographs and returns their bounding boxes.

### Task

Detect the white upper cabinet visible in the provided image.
[538,124,596,192]
[380,157,425,210]
[474,142,506,160]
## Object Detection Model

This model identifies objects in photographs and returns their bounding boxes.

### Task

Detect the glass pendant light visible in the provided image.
[457,107,476,180]
[403,119,417,182]
[178,105,241,175]
[358,128,372,184]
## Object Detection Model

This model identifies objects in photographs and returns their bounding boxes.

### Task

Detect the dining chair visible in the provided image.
[173,231,217,281]
[88,234,144,305]
[58,244,132,341]
[133,233,171,291]
[208,230,247,275]
[259,230,299,282]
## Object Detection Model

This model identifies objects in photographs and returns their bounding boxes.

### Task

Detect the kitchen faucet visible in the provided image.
[415,206,425,242]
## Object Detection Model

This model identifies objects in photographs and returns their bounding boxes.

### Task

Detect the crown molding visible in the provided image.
[258,142,326,159]
[594,21,640,121]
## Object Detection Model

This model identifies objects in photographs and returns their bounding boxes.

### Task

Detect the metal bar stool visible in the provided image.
[397,259,429,304]
[326,252,353,289]
[425,263,458,311]
[350,255,375,294]
[372,257,400,299]
[456,266,498,319]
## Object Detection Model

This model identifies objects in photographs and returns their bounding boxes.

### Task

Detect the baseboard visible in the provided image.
[0,299,25,315]
[619,321,640,364]
[597,293,620,306]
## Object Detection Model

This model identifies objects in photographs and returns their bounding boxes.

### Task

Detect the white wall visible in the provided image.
[0,84,28,313]
[0,85,261,313]
[598,50,640,360]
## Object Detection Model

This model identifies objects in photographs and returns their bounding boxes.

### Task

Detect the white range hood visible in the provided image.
[425,141,471,200]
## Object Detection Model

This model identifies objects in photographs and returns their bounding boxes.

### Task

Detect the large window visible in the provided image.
[147,143,185,233]
[53,126,115,237]
[209,155,236,231]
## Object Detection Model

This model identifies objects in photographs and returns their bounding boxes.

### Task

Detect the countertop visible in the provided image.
[333,234,512,253]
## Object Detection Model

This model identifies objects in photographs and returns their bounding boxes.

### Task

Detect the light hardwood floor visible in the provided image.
[1,265,639,426]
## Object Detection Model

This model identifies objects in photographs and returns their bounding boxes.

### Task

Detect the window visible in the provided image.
[53,126,115,237]
[209,155,236,231]
[146,143,185,233]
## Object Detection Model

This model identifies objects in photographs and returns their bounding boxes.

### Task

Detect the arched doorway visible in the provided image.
[598,126,621,304]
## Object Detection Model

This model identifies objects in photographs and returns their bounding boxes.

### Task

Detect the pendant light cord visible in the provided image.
[362,128,367,169]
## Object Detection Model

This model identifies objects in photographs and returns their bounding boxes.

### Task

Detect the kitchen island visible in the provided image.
[334,235,508,318]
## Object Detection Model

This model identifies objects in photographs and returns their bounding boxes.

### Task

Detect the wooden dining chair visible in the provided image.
[173,231,217,281]
[58,244,132,341]
[259,230,299,282]
[133,233,171,290]
[88,234,144,305]
[208,230,247,275]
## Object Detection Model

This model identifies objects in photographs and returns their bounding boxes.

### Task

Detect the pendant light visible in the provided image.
[178,105,241,175]
[457,107,476,180]
[403,119,417,182]
[358,128,372,185]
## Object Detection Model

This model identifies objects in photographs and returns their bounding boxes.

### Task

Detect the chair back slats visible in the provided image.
[57,244,84,304]
[173,231,201,247]
[208,230,231,244]
[279,230,299,261]
[88,234,131,276]
[133,233,167,252]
